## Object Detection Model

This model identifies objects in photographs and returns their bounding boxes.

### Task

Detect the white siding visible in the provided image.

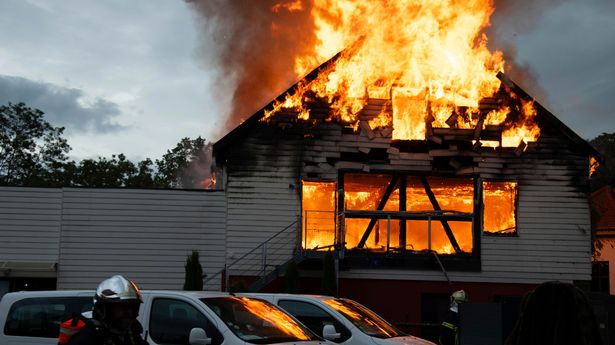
[57,188,226,290]
[0,187,62,277]
[223,134,302,275]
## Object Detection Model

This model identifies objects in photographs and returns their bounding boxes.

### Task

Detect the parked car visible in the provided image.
[0,290,330,345]
[240,294,435,345]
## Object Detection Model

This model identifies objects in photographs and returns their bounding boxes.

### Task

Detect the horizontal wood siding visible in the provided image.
[224,130,302,275]
[0,187,62,276]
[57,188,226,290]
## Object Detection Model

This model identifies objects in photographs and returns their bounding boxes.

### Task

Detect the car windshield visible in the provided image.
[201,297,317,344]
[322,298,403,339]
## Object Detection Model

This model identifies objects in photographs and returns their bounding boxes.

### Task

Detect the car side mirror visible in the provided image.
[323,324,341,340]
[189,327,212,345]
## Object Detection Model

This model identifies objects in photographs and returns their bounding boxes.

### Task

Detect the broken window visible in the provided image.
[482,181,517,235]
[344,174,474,254]
[302,181,337,250]
[301,175,477,254]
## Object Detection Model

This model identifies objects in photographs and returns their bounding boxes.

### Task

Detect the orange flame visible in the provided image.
[263,0,539,146]
[302,176,477,254]
[590,156,599,177]
[483,181,517,234]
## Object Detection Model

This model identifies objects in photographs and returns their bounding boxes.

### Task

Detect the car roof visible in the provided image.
[241,293,340,301]
[1,290,237,302]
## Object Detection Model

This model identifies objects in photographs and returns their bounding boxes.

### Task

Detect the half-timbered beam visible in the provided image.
[357,176,399,248]
[419,176,462,254]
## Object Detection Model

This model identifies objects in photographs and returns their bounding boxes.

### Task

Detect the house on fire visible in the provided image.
[0,51,603,342]
[212,51,601,325]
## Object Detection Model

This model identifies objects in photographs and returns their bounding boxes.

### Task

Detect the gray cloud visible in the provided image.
[0,75,124,133]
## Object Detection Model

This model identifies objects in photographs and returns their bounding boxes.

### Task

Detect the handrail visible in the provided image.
[203,220,299,286]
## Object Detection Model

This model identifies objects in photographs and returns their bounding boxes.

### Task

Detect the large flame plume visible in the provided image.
[259,0,539,145]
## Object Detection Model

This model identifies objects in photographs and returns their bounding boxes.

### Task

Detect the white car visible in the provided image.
[0,290,331,345]
[240,294,435,345]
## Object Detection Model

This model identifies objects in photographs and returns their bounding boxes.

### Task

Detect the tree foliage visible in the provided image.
[155,137,213,188]
[0,103,70,186]
[183,250,204,291]
[0,102,215,189]
[590,132,615,191]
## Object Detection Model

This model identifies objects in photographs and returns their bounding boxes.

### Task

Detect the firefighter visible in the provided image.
[59,275,149,345]
[439,290,467,345]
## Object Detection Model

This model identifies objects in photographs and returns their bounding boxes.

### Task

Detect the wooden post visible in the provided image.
[419,176,462,253]
[357,176,399,248]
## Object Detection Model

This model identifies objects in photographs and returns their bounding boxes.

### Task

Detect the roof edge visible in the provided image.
[213,49,348,160]
[497,72,601,160]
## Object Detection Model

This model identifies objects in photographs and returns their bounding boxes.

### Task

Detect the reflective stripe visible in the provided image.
[442,321,457,330]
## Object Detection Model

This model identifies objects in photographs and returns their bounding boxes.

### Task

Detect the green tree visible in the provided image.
[184,250,204,291]
[0,102,70,186]
[155,137,213,188]
[590,132,615,190]
[72,154,137,187]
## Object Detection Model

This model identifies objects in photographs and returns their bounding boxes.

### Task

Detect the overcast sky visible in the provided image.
[0,0,613,161]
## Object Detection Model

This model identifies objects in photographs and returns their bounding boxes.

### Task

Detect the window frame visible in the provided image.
[300,171,482,271]
[481,179,519,237]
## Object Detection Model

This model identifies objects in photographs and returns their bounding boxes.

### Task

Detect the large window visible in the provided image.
[301,174,477,254]
[302,181,337,250]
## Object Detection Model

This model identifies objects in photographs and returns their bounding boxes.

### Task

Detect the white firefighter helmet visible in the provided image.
[450,290,467,313]
[95,275,142,304]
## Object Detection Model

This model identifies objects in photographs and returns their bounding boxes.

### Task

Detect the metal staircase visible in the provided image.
[204,220,304,292]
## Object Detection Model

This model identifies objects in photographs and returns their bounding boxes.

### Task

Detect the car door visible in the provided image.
[277,299,352,344]
[145,296,224,345]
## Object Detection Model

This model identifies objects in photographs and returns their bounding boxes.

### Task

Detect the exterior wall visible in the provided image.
[0,187,226,291]
[220,110,593,285]
[222,128,304,274]
[57,188,226,290]
[595,238,615,295]
[0,187,62,278]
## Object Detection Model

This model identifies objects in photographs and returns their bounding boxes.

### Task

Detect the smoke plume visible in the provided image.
[487,0,571,105]
[186,0,320,137]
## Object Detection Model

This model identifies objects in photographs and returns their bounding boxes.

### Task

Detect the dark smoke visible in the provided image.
[186,0,320,137]
[488,0,571,106]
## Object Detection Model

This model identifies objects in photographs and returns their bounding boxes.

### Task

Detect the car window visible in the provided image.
[322,298,403,339]
[149,298,223,345]
[4,297,93,338]
[278,299,351,343]
[201,296,317,344]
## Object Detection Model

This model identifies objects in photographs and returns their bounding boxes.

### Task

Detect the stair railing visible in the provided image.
[203,219,300,291]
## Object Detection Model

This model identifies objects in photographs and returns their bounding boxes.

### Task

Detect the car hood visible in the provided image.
[370,335,436,345]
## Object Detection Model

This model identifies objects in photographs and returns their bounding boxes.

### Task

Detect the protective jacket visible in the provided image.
[439,310,460,345]
[63,318,149,345]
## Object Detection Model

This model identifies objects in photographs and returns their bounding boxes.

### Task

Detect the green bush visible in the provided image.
[184,250,204,291]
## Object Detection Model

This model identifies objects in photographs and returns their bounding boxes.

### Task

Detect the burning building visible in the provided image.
[210,0,600,337]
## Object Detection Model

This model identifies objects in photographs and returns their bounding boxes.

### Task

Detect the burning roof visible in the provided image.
[213,0,598,160]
